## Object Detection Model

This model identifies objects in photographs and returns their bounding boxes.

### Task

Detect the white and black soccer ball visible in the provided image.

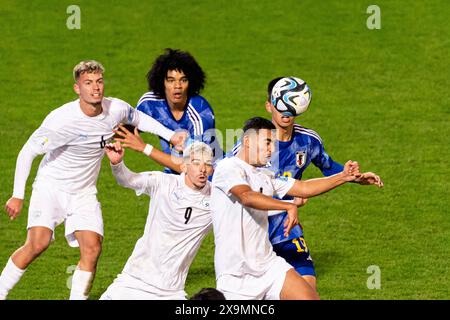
[271,77,312,116]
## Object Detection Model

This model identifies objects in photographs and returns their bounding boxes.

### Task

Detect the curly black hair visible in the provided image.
[146,48,206,98]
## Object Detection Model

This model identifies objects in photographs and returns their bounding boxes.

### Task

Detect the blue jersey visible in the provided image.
[268,124,344,181]
[136,92,221,174]
[230,123,344,244]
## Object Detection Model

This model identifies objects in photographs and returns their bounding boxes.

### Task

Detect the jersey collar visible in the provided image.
[76,98,107,120]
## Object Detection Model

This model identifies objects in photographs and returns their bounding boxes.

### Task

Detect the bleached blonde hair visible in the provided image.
[183,141,213,164]
[73,60,105,81]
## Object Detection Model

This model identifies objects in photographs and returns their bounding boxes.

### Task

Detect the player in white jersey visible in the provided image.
[100,141,213,300]
[0,60,186,300]
[212,117,381,300]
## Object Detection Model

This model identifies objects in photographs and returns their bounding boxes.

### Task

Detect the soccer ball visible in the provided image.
[271,77,312,116]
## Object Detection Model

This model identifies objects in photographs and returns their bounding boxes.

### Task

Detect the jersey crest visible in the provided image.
[201,198,210,209]
[295,150,307,168]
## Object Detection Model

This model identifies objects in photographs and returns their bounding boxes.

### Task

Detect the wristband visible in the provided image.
[143,144,153,156]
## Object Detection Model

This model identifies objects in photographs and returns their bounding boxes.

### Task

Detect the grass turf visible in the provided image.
[0,0,449,299]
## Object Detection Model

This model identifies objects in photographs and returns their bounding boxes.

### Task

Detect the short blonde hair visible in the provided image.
[73,60,105,81]
[183,141,213,164]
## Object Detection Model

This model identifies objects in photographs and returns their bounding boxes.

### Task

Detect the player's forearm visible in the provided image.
[12,142,40,199]
[290,172,348,198]
[239,191,294,212]
[110,161,146,191]
[135,110,174,142]
[148,148,182,174]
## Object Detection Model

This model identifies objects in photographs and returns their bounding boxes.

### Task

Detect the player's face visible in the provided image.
[247,129,275,167]
[185,154,213,189]
[164,69,189,108]
[74,72,104,105]
[265,100,295,129]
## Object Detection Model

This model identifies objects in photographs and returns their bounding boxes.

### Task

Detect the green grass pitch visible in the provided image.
[0,0,449,299]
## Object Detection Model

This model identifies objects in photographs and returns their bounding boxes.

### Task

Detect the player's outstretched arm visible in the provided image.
[114,125,183,173]
[287,160,360,199]
[5,141,42,220]
[293,197,308,207]
[4,198,23,221]
[133,110,187,151]
[105,142,148,191]
[353,172,384,188]
[230,185,299,237]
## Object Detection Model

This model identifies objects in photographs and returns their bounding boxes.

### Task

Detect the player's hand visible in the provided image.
[293,197,308,207]
[5,197,23,220]
[354,172,384,188]
[284,204,299,237]
[114,124,146,153]
[170,130,188,153]
[105,141,124,165]
[341,160,360,182]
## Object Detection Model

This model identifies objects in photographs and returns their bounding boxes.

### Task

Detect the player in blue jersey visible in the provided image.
[136,48,221,174]
[230,77,383,293]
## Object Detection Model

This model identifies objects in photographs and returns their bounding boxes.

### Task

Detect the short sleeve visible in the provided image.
[212,159,250,196]
[272,176,296,199]
[310,138,344,176]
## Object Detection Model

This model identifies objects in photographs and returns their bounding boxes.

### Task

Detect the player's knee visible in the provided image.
[302,289,320,300]
[301,275,317,293]
[282,269,320,300]
[80,243,102,260]
[26,239,51,256]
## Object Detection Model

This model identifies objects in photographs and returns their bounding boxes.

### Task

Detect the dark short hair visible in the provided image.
[267,77,285,101]
[146,48,206,98]
[242,116,276,134]
[190,288,226,300]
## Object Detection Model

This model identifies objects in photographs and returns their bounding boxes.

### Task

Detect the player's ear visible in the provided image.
[265,100,273,113]
[180,163,187,173]
[73,83,80,95]
[243,134,250,150]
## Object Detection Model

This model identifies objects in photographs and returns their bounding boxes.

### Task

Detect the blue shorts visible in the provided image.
[272,236,316,277]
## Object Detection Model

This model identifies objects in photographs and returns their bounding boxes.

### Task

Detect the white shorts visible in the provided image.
[217,256,293,300]
[27,183,104,248]
[99,273,187,300]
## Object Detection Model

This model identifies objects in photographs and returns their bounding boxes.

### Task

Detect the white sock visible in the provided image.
[69,268,94,300]
[0,258,26,300]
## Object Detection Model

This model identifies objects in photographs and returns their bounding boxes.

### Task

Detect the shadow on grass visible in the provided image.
[310,249,343,278]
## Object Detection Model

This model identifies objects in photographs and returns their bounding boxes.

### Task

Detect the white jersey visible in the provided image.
[211,156,295,279]
[111,162,212,292]
[13,97,174,198]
